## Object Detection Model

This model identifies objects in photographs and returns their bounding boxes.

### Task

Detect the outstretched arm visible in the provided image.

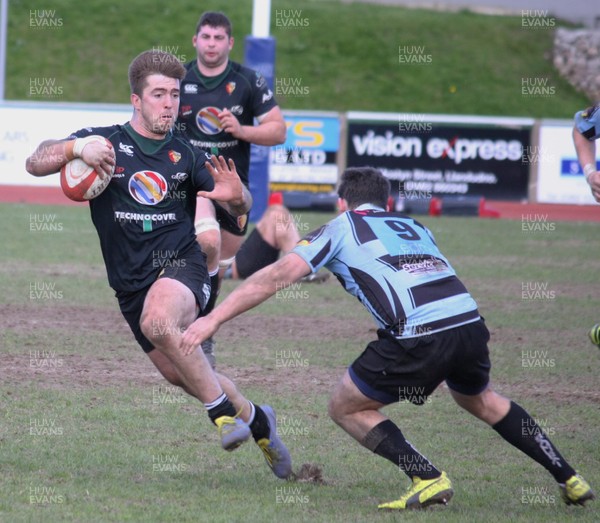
[573,126,600,202]
[180,252,312,355]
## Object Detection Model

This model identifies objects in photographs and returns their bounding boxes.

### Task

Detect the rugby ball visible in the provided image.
[60,136,114,201]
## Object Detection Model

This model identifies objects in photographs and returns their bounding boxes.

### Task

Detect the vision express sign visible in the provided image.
[346,114,532,200]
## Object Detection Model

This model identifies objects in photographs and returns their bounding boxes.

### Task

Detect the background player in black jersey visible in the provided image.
[220,195,329,294]
[178,11,287,365]
[25,49,292,480]
[180,166,594,510]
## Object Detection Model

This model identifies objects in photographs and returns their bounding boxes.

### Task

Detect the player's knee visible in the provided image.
[265,204,291,228]
[201,236,220,265]
[140,312,173,350]
[452,387,508,424]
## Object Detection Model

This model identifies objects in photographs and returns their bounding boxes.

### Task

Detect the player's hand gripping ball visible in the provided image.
[588,324,600,347]
[60,135,114,201]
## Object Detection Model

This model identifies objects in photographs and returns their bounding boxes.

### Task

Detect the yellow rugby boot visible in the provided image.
[378,471,453,510]
[560,474,595,506]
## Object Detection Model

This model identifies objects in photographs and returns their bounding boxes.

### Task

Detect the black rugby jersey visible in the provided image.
[68,123,214,292]
[178,60,278,185]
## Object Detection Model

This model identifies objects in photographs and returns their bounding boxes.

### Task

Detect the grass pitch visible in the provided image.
[1,203,599,522]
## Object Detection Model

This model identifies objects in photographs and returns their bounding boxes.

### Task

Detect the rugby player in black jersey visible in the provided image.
[178,11,286,365]
[25,49,292,479]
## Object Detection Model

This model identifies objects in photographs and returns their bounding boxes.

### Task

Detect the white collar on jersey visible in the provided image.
[354,203,385,212]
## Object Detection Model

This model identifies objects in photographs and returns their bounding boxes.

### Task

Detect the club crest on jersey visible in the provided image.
[300,225,326,244]
[582,103,600,120]
[196,106,223,135]
[225,82,236,95]
[168,150,182,164]
[128,170,168,205]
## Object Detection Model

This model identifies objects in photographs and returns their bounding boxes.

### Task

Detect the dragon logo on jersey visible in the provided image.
[297,225,327,245]
[168,150,181,164]
[128,170,168,205]
[196,106,223,135]
[582,103,600,120]
[225,82,236,95]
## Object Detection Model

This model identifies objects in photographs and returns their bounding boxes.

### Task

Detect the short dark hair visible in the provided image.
[196,11,232,37]
[337,167,390,209]
[128,50,186,96]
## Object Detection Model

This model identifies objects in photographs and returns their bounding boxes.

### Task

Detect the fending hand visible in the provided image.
[180,316,219,356]
[198,155,245,208]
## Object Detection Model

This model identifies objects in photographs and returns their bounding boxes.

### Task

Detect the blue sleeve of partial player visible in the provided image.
[574,104,600,141]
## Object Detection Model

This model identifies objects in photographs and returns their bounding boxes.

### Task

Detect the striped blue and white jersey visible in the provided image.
[292,204,480,338]
[574,103,600,141]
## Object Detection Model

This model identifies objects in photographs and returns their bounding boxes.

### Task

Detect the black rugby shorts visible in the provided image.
[213,202,249,237]
[349,319,491,405]
[116,249,210,353]
[234,228,280,279]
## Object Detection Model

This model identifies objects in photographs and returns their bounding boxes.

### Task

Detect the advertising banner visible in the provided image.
[535,120,598,205]
[0,101,130,187]
[346,112,534,201]
[269,111,340,195]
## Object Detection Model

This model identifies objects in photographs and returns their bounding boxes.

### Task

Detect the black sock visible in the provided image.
[492,401,575,483]
[249,404,271,442]
[203,272,220,315]
[205,393,236,424]
[364,420,441,480]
